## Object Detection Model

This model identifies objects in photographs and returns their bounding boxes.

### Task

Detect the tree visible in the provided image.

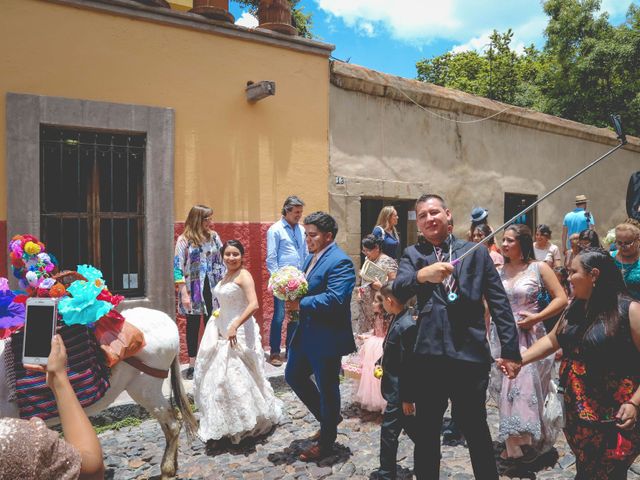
[415,1,640,136]
[234,0,313,39]
[416,29,547,107]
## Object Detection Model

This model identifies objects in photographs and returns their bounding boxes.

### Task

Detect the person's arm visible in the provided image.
[616,301,640,429]
[520,322,561,366]
[227,271,260,346]
[299,258,356,314]
[552,244,563,268]
[266,226,279,275]
[481,247,521,363]
[399,321,418,408]
[27,336,105,480]
[562,225,568,254]
[392,248,435,303]
[174,236,191,313]
[517,262,568,329]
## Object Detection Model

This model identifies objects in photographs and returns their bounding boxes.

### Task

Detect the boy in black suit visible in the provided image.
[375,282,419,480]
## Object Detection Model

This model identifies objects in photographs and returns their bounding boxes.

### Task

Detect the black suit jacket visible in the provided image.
[393,236,521,364]
[380,309,418,405]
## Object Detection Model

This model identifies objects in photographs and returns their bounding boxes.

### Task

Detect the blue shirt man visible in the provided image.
[562,194,595,251]
[266,195,308,365]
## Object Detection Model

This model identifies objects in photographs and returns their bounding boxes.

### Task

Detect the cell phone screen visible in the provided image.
[24,305,56,358]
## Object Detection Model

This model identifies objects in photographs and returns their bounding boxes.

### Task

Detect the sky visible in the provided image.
[229,0,632,79]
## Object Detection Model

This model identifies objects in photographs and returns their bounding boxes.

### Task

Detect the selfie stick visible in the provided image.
[451,114,628,267]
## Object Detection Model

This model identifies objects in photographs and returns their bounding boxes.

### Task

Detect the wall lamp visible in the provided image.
[246,81,276,103]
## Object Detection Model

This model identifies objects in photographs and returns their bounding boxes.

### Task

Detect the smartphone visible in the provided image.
[22,297,58,365]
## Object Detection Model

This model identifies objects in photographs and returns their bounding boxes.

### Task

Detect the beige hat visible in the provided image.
[575,194,588,204]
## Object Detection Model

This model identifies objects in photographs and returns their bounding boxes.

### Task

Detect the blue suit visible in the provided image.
[285,242,356,448]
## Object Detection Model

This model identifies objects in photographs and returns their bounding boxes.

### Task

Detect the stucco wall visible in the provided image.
[0,0,330,223]
[329,66,640,263]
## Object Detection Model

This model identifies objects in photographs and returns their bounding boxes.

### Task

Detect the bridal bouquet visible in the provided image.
[268,266,308,323]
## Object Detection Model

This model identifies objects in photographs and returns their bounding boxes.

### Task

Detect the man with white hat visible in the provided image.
[561,194,595,257]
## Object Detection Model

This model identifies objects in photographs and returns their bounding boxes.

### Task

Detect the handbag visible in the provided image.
[536,263,551,311]
[543,378,566,430]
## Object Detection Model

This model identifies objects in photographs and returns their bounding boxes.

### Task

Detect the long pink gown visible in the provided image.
[496,262,555,458]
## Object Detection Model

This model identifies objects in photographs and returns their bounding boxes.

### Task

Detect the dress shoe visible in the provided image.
[268,354,283,367]
[309,414,344,441]
[299,443,332,462]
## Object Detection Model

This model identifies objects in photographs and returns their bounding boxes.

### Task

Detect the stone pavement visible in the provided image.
[100,368,640,480]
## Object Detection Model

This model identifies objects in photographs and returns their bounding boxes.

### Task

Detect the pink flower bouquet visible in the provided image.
[267,266,308,322]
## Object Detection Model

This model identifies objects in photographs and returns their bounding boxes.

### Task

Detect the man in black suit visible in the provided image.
[393,194,521,480]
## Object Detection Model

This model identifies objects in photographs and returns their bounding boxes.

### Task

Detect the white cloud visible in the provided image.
[316,0,628,50]
[358,21,376,37]
[235,11,258,29]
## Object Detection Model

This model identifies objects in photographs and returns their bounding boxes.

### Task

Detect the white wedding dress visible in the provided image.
[194,280,282,443]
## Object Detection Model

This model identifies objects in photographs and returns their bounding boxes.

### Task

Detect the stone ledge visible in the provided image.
[331,60,640,153]
[46,0,334,57]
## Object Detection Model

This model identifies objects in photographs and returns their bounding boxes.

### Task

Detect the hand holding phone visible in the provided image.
[22,297,58,365]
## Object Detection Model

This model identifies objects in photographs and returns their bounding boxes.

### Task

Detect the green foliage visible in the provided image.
[416,1,640,136]
[233,0,313,38]
[94,416,142,435]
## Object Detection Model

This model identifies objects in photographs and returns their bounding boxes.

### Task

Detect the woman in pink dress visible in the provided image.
[354,234,397,413]
[496,224,568,461]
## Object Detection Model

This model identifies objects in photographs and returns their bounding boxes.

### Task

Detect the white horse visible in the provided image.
[0,307,197,480]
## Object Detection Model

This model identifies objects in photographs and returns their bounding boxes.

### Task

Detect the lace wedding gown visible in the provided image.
[194,280,282,443]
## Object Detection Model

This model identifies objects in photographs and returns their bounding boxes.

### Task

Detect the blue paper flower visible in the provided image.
[77,264,105,287]
[58,278,111,327]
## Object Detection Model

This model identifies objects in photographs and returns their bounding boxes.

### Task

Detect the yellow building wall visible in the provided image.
[0,0,330,223]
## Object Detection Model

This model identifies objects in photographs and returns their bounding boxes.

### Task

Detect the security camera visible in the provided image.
[246,81,276,103]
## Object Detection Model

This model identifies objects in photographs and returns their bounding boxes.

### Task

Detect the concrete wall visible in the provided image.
[329,62,640,265]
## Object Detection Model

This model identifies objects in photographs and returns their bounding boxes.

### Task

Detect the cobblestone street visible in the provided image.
[99,374,640,480]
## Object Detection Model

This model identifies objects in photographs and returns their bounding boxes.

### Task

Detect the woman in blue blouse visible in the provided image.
[372,206,400,260]
[174,205,225,378]
[612,223,640,301]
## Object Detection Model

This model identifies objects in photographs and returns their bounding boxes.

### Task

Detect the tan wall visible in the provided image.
[330,85,640,261]
[0,0,330,223]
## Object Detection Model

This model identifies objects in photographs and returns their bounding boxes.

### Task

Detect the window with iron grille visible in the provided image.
[40,125,146,297]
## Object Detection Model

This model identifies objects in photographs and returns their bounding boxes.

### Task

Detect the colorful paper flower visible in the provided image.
[48,283,67,298]
[0,287,26,339]
[24,241,41,255]
[77,264,105,288]
[0,278,8,292]
[58,279,111,326]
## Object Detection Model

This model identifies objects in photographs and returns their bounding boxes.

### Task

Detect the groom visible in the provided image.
[285,211,356,461]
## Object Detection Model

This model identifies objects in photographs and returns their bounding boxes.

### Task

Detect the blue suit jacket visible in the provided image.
[291,243,356,359]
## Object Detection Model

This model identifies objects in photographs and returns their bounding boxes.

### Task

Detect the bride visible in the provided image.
[194,239,282,444]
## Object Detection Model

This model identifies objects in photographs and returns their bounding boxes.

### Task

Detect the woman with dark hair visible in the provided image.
[353,234,398,412]
[511,248,640,479]
[174,205,225,378]
[494,224,568,461]
[472,223,503,267]
[194,239,282,445]
[578,229,602,250]
[534,224,562,268]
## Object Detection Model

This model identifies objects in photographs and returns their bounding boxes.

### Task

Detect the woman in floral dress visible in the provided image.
[517,248,640,479]
[174,205,225,378]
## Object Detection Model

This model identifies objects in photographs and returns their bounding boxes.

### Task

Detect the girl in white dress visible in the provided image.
[194,240,282,444]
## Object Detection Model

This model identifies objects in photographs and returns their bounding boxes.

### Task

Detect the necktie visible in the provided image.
[434,246,457,297]
[306,254,318,275]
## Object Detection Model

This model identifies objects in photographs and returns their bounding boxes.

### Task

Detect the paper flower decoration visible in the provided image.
[0,285,26,339]
[58,278,111,326]
[0,278,8,292]
[77,265,105,288]
[49,283,67,298]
